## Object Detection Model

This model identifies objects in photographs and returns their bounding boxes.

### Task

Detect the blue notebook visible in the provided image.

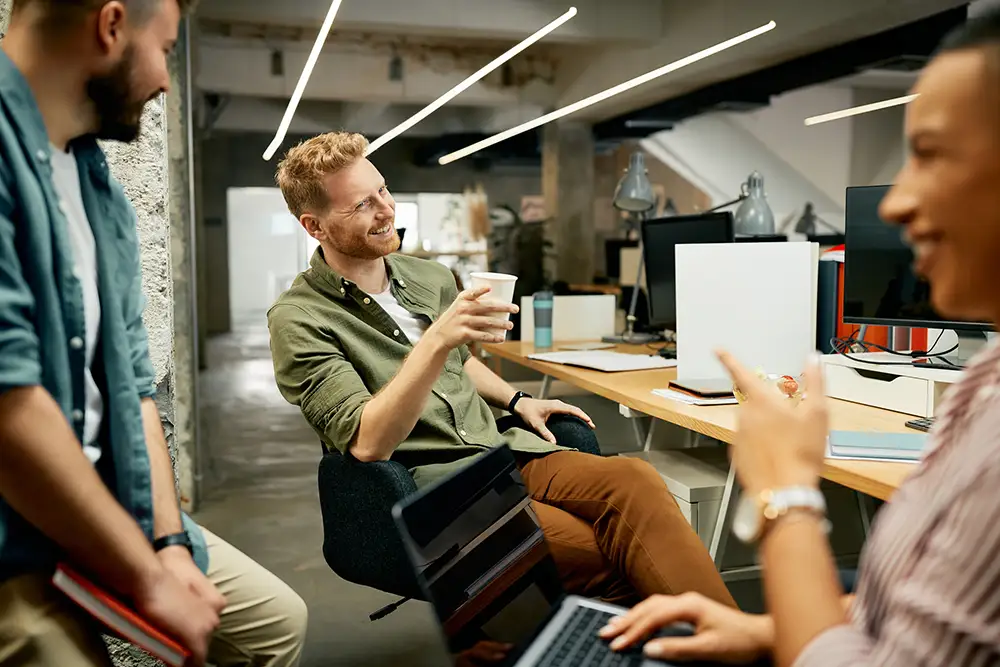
[828,430,928,462]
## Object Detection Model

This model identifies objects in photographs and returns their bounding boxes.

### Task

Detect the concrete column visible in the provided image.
[167,17,199,510]
[542,120,596,284]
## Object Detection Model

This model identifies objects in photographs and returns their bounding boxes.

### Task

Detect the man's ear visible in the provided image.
[94,1,128,56]
[300,214,323,241]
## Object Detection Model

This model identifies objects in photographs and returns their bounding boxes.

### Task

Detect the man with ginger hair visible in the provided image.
[268,131,735,609]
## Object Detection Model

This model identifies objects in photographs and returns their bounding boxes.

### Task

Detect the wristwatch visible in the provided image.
[732,486,830,544]
[153,531,194,556]
[507,390,532,414]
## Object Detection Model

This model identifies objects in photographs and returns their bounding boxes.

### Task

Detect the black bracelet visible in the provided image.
[153,532,193,555]
[507,390,532,414]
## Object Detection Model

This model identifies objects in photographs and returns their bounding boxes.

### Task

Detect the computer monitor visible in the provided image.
[735,234,788,243]
[604,238,639,281]
[640,212,735,329]
[843,185,991,365]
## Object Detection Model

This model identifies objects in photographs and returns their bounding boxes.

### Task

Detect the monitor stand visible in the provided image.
[912,330,991,371]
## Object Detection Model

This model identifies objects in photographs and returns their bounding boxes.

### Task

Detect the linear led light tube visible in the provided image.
[262,0,345,161]
[804,94,919,126]
[366,6,578,156]
[438,20,777,165]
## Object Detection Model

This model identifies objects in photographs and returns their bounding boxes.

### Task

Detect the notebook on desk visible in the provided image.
[827,430,928,463]
[527,350,676,372]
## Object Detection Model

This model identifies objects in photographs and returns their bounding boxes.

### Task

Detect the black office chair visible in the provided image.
[317,414,601,620]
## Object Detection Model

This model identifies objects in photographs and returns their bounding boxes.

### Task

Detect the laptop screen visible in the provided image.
[393,446,566,665]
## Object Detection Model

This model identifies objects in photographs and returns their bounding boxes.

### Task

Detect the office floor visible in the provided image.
[191,327,763,666]
[193,327,450,667]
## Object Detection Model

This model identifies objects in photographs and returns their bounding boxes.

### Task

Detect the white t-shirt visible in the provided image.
[50,144,103,464]
[371,289,427,343]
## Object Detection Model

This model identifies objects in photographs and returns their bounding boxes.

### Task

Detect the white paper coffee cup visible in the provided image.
[469,272,518,340]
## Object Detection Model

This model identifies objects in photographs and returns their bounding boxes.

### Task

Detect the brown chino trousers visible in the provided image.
[517,451,736,608]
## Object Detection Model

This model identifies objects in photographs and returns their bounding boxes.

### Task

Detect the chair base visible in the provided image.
[370,596,412,621]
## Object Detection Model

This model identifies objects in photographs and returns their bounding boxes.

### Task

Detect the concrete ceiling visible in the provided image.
[192,0,970,143]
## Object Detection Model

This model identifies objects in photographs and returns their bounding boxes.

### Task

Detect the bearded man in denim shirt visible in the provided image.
[0,1,305,665]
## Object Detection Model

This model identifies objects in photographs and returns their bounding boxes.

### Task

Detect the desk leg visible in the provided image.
[618,405,655,451]
[709,465,740,569]
[628,419,657,452]
[856,491,875,537]
[539,375,553,400]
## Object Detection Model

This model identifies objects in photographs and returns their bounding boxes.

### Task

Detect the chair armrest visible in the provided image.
[496,413,601,456]
[317,448,422,598]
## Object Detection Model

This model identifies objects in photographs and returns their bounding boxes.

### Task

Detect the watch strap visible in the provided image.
[760,486,830,539]
[507,390,532,414]
[153,532,193,555]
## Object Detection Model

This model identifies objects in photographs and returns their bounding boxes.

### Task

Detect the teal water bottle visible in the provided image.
[533,291,554,348]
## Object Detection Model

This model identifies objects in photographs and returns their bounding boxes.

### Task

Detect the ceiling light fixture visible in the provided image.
[437,20,776,165]
[262,0,345,161]
[804,93,918,126]
[364,6,578,157]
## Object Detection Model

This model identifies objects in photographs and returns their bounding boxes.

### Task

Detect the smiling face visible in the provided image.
[310,157,399,261]
[878,47,1000,324]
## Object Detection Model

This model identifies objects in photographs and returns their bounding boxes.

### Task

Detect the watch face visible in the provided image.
[732,494,761,544]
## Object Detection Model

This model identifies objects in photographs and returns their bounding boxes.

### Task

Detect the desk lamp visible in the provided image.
[708,171,777,236]
[602,152,659,344]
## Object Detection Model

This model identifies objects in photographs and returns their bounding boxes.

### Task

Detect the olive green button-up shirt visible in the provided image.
[267,249,563,487]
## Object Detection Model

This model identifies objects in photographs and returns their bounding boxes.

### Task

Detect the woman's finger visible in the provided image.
[603,595,703,650]
[715,350,769,401]
[802,352,826,408]
[643,633,718,662]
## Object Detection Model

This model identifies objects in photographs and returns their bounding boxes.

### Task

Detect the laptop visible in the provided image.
[391,445,696,666]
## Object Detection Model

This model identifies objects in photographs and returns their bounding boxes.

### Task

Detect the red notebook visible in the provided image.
[51,563,190,667]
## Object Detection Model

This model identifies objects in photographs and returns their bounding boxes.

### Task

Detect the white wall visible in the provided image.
[641,111,846,231]
[226,188,312,326]
[639,80,916,232]
[731,85,854,206]
[849,88,907,187]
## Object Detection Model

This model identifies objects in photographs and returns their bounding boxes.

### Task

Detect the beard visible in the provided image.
[86,45,152,142]
[328,219,400,260]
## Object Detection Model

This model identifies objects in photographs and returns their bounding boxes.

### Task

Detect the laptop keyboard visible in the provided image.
[537,606,644,666]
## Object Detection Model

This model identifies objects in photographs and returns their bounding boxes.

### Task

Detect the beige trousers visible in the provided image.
[0,526,307,667]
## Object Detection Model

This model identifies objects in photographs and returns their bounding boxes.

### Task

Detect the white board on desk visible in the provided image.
[675,242,819,379]
[520,295,617,343]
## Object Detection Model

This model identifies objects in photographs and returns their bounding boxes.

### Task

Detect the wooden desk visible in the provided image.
[484,341,915,501]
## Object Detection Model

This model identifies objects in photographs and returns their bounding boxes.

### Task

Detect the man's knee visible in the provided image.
[281,588,309,648]
[601,456,667,492]
[259,583,309,659]
[0,575,111,667]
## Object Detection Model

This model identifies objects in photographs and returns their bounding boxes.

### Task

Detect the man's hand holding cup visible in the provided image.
[427,285,519,350]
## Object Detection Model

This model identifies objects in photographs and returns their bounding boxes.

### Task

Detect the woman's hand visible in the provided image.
[599,593,774,664]
[716,350,829,496]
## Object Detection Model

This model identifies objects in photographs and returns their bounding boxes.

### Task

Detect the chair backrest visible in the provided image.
[316,446,422,598]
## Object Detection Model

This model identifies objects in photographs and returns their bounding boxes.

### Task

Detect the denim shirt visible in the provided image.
[0,51,207,580]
